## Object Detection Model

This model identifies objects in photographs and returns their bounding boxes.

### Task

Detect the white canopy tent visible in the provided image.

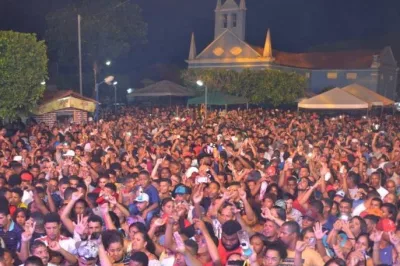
[341,83,395,107]
[298,88,369,110]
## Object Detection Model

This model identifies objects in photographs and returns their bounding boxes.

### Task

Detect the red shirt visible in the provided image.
[217,239,242,266]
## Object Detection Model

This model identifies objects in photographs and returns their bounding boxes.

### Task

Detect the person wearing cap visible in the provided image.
[173,185,191,202]
[301,208,319,230]
[133,193,151,224]
[130,171,160,225]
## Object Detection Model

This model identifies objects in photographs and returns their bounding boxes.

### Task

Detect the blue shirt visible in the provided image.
[0,220,22,253]
[144,184,160,206]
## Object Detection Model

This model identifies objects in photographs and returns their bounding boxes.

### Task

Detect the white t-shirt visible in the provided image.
[352,202,366,217]
[36,235,76,254]
[377,186,389,199]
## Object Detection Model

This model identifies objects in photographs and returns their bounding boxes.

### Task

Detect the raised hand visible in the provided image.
[333,220,342,231]
[153,218,165,227]
[313,222,328,240]
[222,191,232,201]
[71,191,83,202]
[193,218,207,232]
[295,241,308,253]
[107,195,117,205]
[192,185,204,204]
[238,188,247,201]
[389,232,400,246]
[48,241,62,252]
[369,230,383,243]
[21,220,36,242]
[73,214,88,236]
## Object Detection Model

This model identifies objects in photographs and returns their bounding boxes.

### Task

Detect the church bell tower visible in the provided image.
[214,0,246,40]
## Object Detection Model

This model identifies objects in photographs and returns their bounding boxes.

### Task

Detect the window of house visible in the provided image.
[232,14,237,27]
[222,14,228,28]
[346,73,357,79]
[390,75,393,81]
[305,73,310,79]
[327,72,337,79]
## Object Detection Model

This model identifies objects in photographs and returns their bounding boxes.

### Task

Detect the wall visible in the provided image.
[308,69,379,94]
[378,48,398,100]
[34,112,57,127]
[33,109,88,126]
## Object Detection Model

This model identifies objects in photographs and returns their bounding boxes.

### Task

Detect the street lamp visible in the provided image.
[127,88,133,94]
[40,81,46,85]
[105,60,111,66]
[111,82,119,113]
[196,80,208,121]
[95,75,114,121]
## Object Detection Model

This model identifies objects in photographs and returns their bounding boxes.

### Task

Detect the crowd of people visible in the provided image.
[0,106,399,266]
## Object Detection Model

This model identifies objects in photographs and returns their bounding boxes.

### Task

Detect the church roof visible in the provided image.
[251,45,379,69]
[273,50,379,69]
[221,0,239,9]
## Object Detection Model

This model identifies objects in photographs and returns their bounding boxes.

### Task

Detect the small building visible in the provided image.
[32,90,97,126]
[187,0,399,100]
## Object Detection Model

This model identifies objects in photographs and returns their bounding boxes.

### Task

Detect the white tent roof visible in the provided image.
[298,87,369,109]
[341,83,395,107]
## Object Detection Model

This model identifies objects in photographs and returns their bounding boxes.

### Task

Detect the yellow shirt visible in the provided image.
[17,202,27,209]
[279,248,324,266]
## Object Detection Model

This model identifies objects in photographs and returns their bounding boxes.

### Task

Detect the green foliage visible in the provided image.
[0,31,48,119]
[45,0,147,91]
[181,69,306,106]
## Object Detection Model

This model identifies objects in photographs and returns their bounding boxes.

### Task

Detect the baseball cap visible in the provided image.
[63,150,75,157]
[185,167,198,178]
[335,190,345,198]
[135,193,149,203]
[21,173,33,182]
[377,218,396,232]
[275,199,286,210]
[174,185,190,195]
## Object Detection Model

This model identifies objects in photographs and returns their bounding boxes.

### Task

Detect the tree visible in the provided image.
[181,69,306,106]
[45,0,147,94]
[0,31,48,119]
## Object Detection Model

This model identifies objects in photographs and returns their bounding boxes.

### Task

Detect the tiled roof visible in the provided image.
[39,90,97,105]
[251,45,379,69]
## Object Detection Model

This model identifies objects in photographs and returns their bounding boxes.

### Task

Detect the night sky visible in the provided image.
[1,0,400,84]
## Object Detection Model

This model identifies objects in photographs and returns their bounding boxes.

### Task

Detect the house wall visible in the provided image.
[308,69,379,94]
[33,109,88,126]
[378,48,398,100]
[34,112,57,127]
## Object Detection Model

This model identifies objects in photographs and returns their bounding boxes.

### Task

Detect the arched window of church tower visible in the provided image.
[232,14,237,27]
[222,14,228,28]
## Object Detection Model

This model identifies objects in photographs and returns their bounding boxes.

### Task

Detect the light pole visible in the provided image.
[196,80,208,121]
[112,81,118,113]
[95,75,114,121]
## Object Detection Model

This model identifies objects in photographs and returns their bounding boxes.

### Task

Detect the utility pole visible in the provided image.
[78,14,83,95]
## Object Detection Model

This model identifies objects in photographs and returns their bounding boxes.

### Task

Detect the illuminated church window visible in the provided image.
[213,47,224,56]
[230,46,242,56]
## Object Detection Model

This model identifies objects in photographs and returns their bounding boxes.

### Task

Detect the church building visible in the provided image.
[187,0,398,100]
